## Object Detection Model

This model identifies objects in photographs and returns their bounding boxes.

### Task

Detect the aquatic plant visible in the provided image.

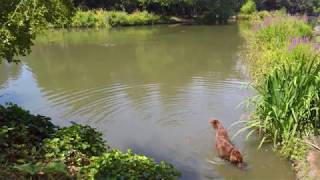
[248,54,320,159]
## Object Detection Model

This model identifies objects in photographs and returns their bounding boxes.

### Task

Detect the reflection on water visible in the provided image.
[0,25,294,179]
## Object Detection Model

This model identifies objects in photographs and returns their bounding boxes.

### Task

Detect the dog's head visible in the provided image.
[209,119,221,129]
[230,149,243,164]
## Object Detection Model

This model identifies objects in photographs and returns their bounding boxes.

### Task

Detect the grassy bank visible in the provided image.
[0,104,180,179]
[69,10,163,28]
[240,11,320,178]
[62,9,235,29]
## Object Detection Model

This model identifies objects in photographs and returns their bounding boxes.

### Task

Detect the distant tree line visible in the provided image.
[71,0,320,19]
[73,0,243,17]
[254,0,320,14]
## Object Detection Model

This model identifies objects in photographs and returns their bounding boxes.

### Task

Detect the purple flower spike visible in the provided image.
[288,36,311,51]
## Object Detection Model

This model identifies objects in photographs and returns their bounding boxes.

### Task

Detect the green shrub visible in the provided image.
[81,150,181,180]
[107,11,129,26]
[13,161,69,178]
[0,104,57,164]
[0,104,180,178]
[108,11,160,26]
[71,10,109,28]
[71,10,160,28]
[240,0,256,15]
[43,123,109,167]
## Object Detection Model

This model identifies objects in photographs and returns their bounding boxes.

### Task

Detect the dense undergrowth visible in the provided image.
[68,9,234,29]
[240,11,320,161]
[0,104,180,179]
[70,10,161,28]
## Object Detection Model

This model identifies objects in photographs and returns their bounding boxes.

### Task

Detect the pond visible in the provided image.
[0,24,295,179]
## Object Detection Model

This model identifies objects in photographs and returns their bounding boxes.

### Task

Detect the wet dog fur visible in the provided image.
[209,119,244,167]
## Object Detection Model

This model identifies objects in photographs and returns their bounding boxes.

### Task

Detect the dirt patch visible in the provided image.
[307,150,320,179]
[296,138,320,180]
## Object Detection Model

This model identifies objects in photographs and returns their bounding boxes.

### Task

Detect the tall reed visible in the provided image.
[248,53,320,158]
[241,13,320,159]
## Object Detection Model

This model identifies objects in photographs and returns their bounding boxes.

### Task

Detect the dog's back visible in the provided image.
[209,119,244,167]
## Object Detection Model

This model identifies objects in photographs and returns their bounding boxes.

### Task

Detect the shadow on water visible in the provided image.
[0,24,295,179]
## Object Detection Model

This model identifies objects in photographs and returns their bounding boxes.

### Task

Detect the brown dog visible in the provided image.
[209,119,244,167]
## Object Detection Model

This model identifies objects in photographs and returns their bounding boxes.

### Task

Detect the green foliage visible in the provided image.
[0,0,74,62]
[0,104,57,164]
[241,14,320,160]
[245,14,312,79]
[256,18,311,48]
[0,104,180,178]
[73,0,242,23]
[240,0,256,14]
[254,0,317,14]
[71,10,109,28]
[238,10,270,20]
[71,10,160,28]
[108,11,160,26]
[43,123,108,167]
[249,54,320,158]
[81,150,181,180]
[14,162,68,176]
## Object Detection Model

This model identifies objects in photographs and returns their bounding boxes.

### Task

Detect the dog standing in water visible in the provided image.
[209,119,244,168]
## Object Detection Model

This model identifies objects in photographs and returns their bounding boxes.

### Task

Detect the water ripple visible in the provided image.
[39,77,249,125]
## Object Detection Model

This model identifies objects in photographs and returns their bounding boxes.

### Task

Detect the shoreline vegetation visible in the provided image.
[1,0,320,179]
[238,9,320,179]
[56,9,236,29]
[0,104,181,179]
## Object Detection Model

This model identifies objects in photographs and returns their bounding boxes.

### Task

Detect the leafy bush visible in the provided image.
[71,10,109,28]
[43,123,108,167]
[240,0,256,15]
[71,10,160,28]
[0,104,57,164]
[0,104,180,178]
[0,0,74,62]
[81,150,181,180]
[108,11,160,26]
[13,161,69,178]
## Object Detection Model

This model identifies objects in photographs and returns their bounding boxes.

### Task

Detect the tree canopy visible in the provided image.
[0,0,74,62]
[254,0,318,14]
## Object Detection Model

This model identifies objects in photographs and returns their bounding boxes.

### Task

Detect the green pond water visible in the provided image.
[0,24,295,179]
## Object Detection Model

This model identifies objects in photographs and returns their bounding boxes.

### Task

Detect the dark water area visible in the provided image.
[0,24,295,179]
